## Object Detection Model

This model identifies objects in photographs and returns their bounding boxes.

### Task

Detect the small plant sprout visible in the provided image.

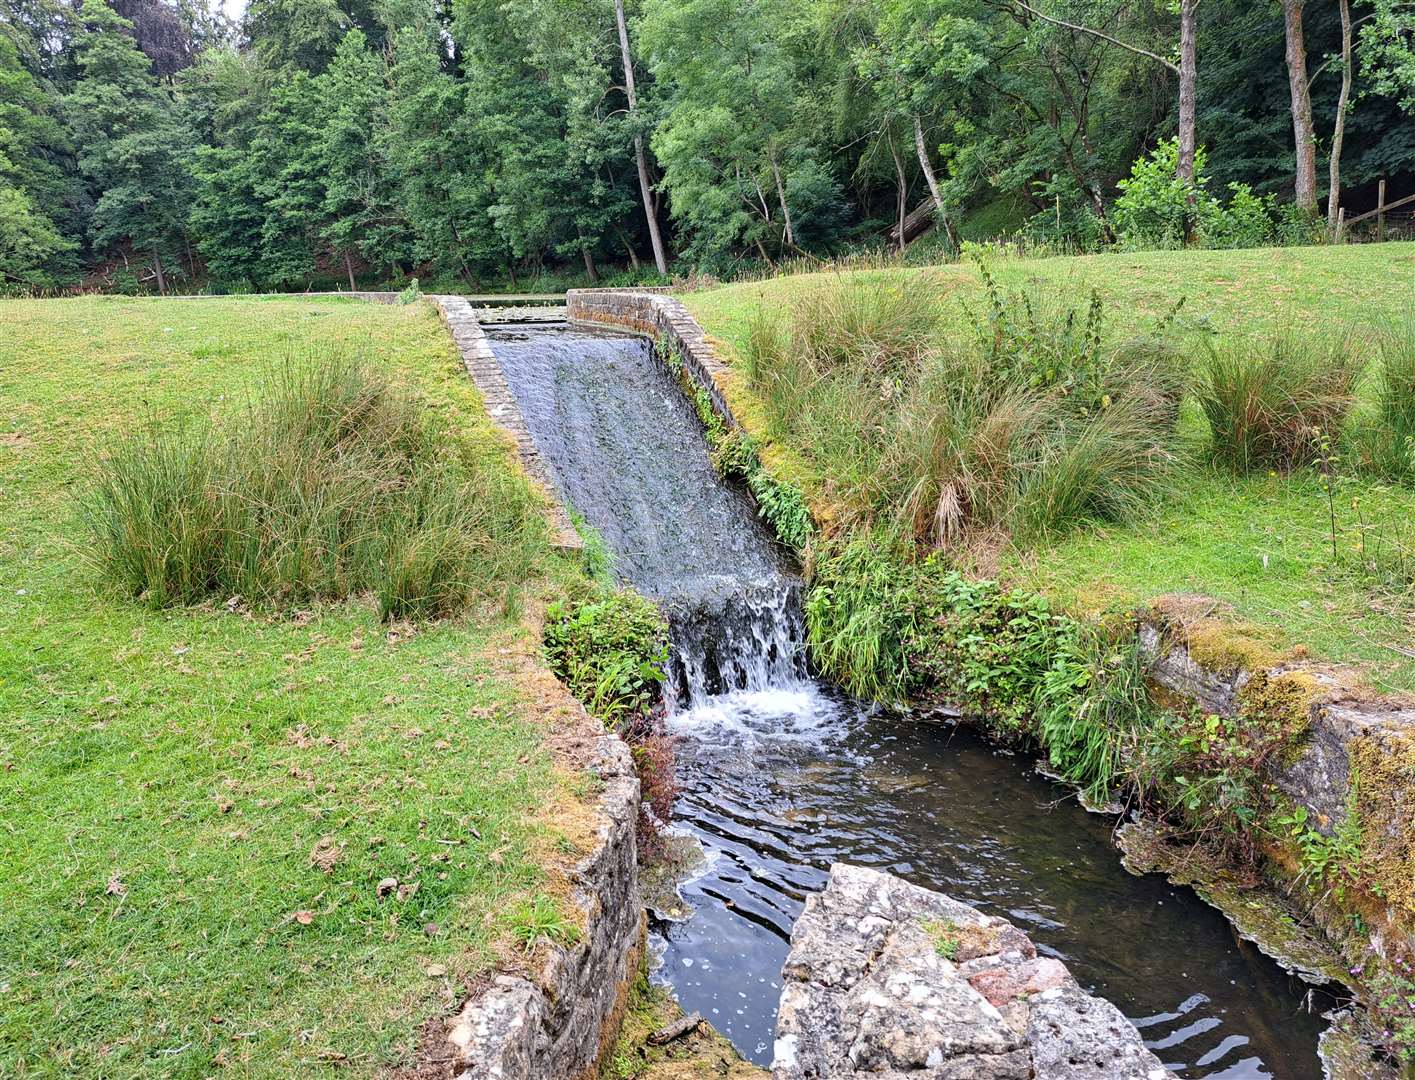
[922,918,961,961]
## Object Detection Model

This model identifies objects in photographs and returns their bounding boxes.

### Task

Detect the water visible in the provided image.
[485,322,1332,1079]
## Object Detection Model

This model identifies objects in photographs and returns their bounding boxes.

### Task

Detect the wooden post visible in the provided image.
[1378,178,1387,241]
[1335,206,1346,243]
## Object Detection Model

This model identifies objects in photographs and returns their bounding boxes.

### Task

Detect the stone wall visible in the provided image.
[775,864,1167,1080]
[444,735,644,1079]
[566,289,741,432]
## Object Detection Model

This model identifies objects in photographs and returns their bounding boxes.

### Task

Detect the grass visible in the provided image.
[0,297,576,1076]
[681,242,1415,693]
[683,243,1415,352]
[82,359,544,619]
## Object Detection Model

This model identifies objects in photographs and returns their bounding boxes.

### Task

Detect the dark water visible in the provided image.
[485,322,1332,1079]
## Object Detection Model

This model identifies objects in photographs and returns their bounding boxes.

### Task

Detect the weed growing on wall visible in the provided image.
[656,336,814,555]
[542,579,679,861]
[543,581,669,729]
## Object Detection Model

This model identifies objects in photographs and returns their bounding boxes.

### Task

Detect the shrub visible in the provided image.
[1036,623,1156,802]
[1197,183,1278,249]
[1196,333,1362,472]
[1352,318,1415,482]
[1113,139,1212,249]
[744,267,1184,552]
[542,582,669,728]
[82,359,545,618]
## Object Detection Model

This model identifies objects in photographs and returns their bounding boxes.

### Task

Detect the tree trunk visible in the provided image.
[890,131,908,255]
[615,0,669,276]
[343,248,356,291]
[1282,0,1318,213]
[152,246,166,295]
[770,151,795,248]
[913,115,960,250]
[1327,0,1353,235]
[578,228,599,282]
[615,226,642,270]
[1176,0,1199,182]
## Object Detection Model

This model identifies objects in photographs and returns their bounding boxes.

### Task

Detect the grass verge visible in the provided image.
[681,244,1415,692]
[0,297,585,1077]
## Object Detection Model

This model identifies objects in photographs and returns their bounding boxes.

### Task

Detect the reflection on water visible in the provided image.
[662,686,1332,1078]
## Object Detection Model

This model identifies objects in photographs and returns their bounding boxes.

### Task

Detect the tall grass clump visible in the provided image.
[744,267,1186,551]
[82,359,545,618]
[1352,319,1415,482]
[1195,333,1362,472]
[786,272,940,377]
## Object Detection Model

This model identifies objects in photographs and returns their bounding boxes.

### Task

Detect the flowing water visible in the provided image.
[485,322,1334,1079]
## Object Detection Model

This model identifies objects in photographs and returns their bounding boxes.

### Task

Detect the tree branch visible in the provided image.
[1009,0,1179,72]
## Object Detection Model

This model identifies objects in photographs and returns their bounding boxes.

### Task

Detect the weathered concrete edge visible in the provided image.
[445,734,644,1079]
[567,288,743,435]
[430,295,583,554]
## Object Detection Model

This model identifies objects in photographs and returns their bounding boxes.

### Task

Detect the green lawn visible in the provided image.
[685,242,1415,351]
[681,243,1415,693]
[0,298,572,1076]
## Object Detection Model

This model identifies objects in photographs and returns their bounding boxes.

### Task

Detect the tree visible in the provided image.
[1280,0,1319,212]
[243,0,349,75]
[62,0,194,291]
[0,31,78,281]
[1008,0,1200,183]
[615,0,668,274]
[641,0,842,264]
[1326,0,1353,233]
[312,30,405,288]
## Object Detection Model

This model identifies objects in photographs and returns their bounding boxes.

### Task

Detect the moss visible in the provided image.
[603,967,764,1079]
[1237,669,1321,765]
[1351,730,1415,921]
[1182,619,1283,674]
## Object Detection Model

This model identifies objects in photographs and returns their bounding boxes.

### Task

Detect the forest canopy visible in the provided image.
[0,0,1412,291]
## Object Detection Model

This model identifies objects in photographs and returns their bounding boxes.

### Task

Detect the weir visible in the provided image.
[483,318,1333,1078]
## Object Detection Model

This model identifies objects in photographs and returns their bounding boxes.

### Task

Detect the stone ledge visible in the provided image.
[445,735,643,1080]
[566,289,742,434]
[775,864,1167,1080]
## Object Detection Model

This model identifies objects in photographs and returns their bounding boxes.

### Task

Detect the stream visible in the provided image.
[485,321,1334,1079]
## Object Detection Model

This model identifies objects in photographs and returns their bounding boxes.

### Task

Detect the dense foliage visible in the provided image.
[2,0,1411,291]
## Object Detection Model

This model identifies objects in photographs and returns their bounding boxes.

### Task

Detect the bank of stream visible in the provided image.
[485,321,1336,1079]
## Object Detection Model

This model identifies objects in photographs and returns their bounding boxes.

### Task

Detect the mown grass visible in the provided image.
[0,298,570,1076]
[684,243,1415,352]
[681,243,1415,692]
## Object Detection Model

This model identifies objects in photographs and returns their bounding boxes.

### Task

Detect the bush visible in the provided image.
[1196,333,1362,472]
[1113,139,1211,249]
[1197,183,1278,249]
[542,583,669,728]
[82,359,545,618]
